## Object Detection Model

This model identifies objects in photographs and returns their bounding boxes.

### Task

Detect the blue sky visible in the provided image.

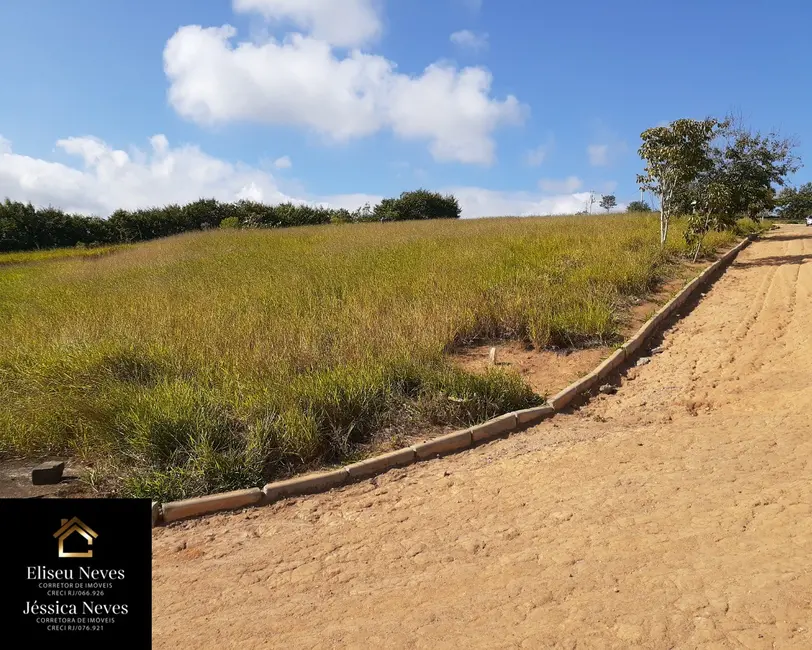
[0,0,809,217]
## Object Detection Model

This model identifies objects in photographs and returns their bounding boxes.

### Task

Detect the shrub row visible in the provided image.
[0,189,461,253]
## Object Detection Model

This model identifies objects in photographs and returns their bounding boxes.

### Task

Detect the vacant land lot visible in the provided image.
[0,214,738,499]
[153,226,812,649]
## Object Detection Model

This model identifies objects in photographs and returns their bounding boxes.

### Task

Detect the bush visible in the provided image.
[627,201,652,213]
[219,217,240,229]
[373,189,461,222]
[352,203,376,223]
[330,209,354,225]
[733,217,767,237]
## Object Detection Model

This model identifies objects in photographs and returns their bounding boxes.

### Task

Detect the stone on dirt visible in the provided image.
[636,357,652,367]
[599,384,617,395]
[31,461,65,485]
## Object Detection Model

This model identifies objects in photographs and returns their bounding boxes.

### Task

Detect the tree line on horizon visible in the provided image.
[0,189,462,253]
[0,185,659,254]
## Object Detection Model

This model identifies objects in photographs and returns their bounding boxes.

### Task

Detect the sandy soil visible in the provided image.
[153,226,812,649]
[453,342,614,399]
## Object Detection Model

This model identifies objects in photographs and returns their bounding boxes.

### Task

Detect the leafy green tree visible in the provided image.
[638,118,721,245]
[599,194,617,212]
[714,127,798,218]
[373,189,461,221]
[775,183,812,220]
[626,200,651,213]
[671,121,800,220]
[184,198,228,230]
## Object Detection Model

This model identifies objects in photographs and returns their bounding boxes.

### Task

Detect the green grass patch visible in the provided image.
[0,245,128,266]
[0,213,739,500]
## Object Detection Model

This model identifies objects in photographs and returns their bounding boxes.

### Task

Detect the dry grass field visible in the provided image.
[0,214,747,500]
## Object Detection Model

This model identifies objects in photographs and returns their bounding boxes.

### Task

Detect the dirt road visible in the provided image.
[153,226,812,649]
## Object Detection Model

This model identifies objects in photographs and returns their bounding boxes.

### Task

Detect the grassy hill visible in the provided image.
[0,214,742,500]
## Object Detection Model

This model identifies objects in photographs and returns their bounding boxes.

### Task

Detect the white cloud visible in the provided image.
[164,11,524,165]
[448,187,601,217]
[273,155,292,169]
[586,122,628,167]
[587,144,609,166]
[0,135,600,220]
[526,145,548,166]
[0,134,299,216]
[317,192,382,210]
[525,134,555,166]
[384,64,523,164]
[538,176,582,193]
[450,30,488,51]
[526,147,546,166]
[232,0,382,48]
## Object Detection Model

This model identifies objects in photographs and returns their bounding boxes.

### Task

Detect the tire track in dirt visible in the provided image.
[722,235,802,385]
[152,226,812,650]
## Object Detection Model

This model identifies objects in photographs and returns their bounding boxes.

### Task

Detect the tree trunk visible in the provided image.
[692,238,703,263]
[659,193,668,245]
[692,212,713,263]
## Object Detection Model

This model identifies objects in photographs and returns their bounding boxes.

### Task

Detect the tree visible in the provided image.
[585,192,597,214]
[670,119,800,221]
[776,183,812,220]
[685,181,734,262]
[373,189,461,221]
[637,118,721,245]
[599,194,617,212]
[713,124,799,219]
[626,200,652,213]
[680,118,800,259]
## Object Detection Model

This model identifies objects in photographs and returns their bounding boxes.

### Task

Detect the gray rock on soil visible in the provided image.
[31,461,65,485]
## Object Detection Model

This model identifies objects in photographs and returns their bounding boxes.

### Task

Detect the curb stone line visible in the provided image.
[152,237,752,526]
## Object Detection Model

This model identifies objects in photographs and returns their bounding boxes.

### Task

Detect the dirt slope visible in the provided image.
[153,226,812,649]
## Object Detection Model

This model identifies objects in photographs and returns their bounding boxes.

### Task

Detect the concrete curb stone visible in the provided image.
[162,488,263,523]
[515,405,555,427]
[593,348,626,382]
[345,448,416,479]
[470,413,518,443]
[412,429,473,459]
[262,469,350,504]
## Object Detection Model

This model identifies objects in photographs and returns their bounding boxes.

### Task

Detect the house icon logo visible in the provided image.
[53,517,98,558]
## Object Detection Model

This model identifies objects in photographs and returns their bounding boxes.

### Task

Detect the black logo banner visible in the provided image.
[0,498,151,648]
